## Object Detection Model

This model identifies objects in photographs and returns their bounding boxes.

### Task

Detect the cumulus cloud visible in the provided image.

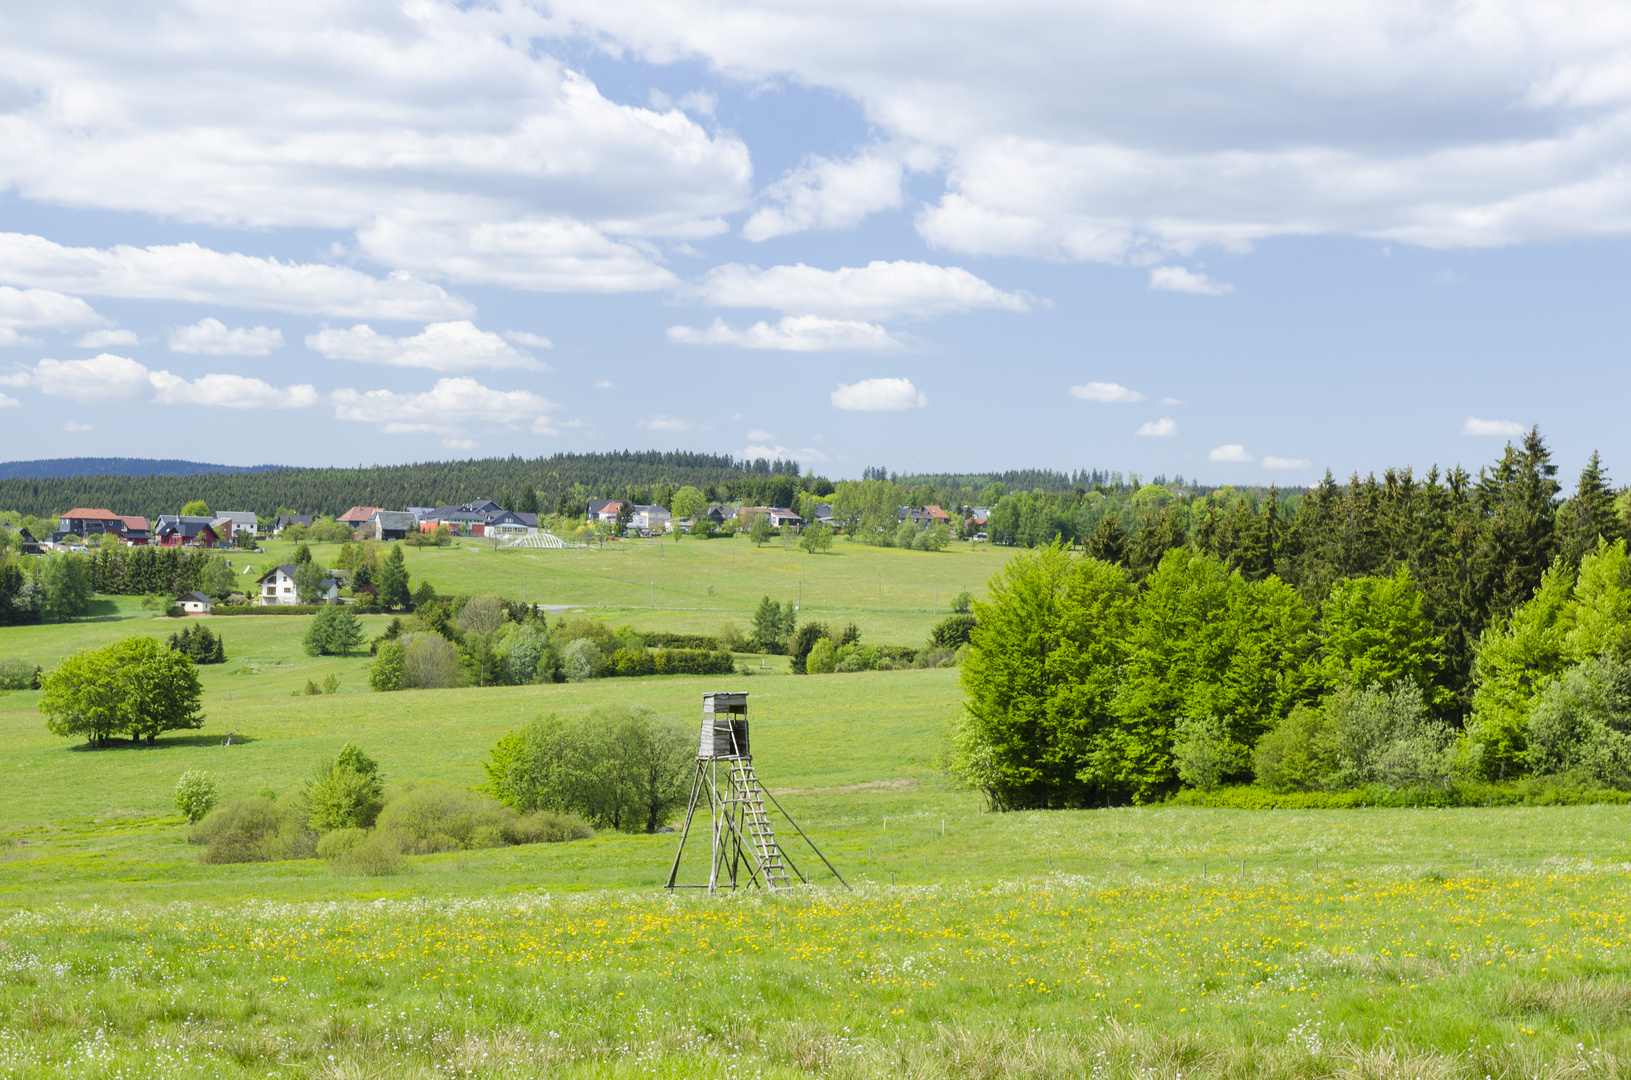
[329,378,555,436]
[686,260,1029,321]
[1070,382,1144,403]
[307,321,545,373]
[638,415,698,432]
[1209,444,1254,463]
[0,234,470,320]
[76,329,139,348]
[1136,417,1177,437]
[743,147,914,241]
[1463,416,1526,437]
[62,420,91,431]
[169,318,283,356]
[1149,267,1233,296]
[0,5,750,292]
[504,331,554,348]
[0,330,40,347]
[0,286,107,331]
[742,442,827,462]
[149,371,317,409]
[668,316,906,352]
[1263,455,1313,469]
[830,377,927,412]
[746,429,776,442]
[1,353,314,407]
[594,379,616,389]
[0,394,18,408]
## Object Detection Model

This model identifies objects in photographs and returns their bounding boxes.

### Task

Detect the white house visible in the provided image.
[255,565,340,606]
[177,590,213,614]
[630,504,671,533]
[216,511,259,537]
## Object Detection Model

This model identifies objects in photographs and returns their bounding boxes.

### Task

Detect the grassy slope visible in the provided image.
[3,540,1631,1076]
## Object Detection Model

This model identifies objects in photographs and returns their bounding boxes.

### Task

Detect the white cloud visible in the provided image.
[1263,455,1313,469]
[742,443,828,462]
[444,438,478,451]
[3,352,314,407]
[746,429,776,442]
[329,378,555,436]
[0,394,18,408]
[830,377,927,412]
[169,318,283,356]
[686,260,1030,320]
[1136,417,1177,437]
[0,234,470,319]
[0,286,107,331]
[149,371,317,409]
[669,316,906,352]
[743,147,911,241]
[1149,267,1233,296]
[76,329,139,348]
[0,329,40,347]
[1463,416,1526,437]
[504,331,554,348]
[1209,444,1254,463]
[308,321,545,374]
[594,379,616,389]
[1160,396,1184,405]
[0,6,750,291]
[62,420,91,431]
[639,415,698,432]
[548,1,1631,260]
[1070,381,1144,403]
[15,354,153,402]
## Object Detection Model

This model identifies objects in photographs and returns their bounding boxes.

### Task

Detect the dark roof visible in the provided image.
[177,591,212,603]
[155,515,217,538]
[372,510,418,531]
[420,500,503,521]
[276,514,313,528]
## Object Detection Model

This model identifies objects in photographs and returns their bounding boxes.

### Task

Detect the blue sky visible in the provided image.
[1,1,1628,485]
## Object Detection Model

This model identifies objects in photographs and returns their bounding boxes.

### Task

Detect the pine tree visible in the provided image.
[1556,450,1620,569]
[1479,426,1560,622]
[518,486,538,514]
[378,544,410,610]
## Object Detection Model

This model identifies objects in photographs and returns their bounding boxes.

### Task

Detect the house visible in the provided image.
[922,505,952,525]
[154,516,221,548]
[737,506,803,529]
[482,509,537,536]
[208,516,239,544]
[630,504,671,533]
[704,505,728,525]
[415,501,533,537]
[176,591,213,614]
[118,516,151,544]
[12,527,43,555]
[370,510,418,541]
[274,514,313,534]
[215,511,259,537]
[814,505,834,525]
[337,506,384,529]
[53,508,130,543]
[586,499,626,525]
[255,565,340,606]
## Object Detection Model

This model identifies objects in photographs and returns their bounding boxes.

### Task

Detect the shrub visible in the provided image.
[375,782,515,853]
[1323,683,1456,791]
[555,618,620,656]
[167,625,226,664]
[912,646,960,669]
[328,831,406,876]
[1526,657,1631,788]
[950,590,974,614]
[1252,706,1331,793]
[561,638,604,682]
[716,621,746,652]
[834,644,881,672]
[806,637,837,674]
[402,633,461,689]
[370,640,406,691]
[303,605,364,656]
[612,647,655,677]
[315,827,369,860]
[303,744,385,832]
[505,810,595,844]
[173,770,220,824]
[1171,714,1247,791]
[192,797,317,863]
[928,614,978,649]
[0,658,40,690]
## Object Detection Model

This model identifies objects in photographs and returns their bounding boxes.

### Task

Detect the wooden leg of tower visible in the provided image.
[665,761,706,891]
[708,761,723,895]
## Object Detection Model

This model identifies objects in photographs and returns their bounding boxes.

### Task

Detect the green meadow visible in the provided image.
[1,538,1629,1077]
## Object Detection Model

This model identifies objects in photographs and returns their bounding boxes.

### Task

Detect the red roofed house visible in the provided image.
[54,508,142,544]
[922,505,952,525]
[338,506,384,529]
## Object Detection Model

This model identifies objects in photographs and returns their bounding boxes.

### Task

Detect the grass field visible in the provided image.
[2,540,1630,1076]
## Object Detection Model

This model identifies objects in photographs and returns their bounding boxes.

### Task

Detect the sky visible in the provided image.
[1,0,1630,485]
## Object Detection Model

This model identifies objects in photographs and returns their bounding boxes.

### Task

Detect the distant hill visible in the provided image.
[0,458,293,480]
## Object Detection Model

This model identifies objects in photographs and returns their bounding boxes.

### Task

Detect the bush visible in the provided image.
[806,637,837,674]
[1526,656,1631,788]
[1251,684,1457,793]
[716,621,746,653]
[1252,706,1330,793]
[375,782,515,853]
[0,658,41,690]
[370,640,406,691]
[303,605,364,656]
[303,744,385,832]
[950,590,974,614]
[192,797,317,863]
[928,614,978,649]
[1171,714,1247,791]
[912,646,960,670]
[167,625,226,664]
[402,633,461,689]
[561,638,604,682]
[173,769,220,824]
[328,831,406,876]
[506,810,595,844]
[834,644,881,672]
[315,827,369,860]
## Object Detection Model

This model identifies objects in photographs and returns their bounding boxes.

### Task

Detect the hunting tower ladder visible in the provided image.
[665,692,848,894]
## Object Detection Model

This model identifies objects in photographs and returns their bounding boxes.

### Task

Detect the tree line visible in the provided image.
[951,430,1631,808]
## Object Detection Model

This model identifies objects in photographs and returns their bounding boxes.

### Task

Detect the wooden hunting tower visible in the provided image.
[665,692,846,894]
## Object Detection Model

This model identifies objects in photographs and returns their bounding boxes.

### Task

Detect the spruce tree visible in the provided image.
[377,544,411,610]
[1556,450,1620,569]
[518,486,539,514]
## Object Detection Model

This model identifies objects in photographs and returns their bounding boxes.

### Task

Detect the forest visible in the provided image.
[950,430,1631,808]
